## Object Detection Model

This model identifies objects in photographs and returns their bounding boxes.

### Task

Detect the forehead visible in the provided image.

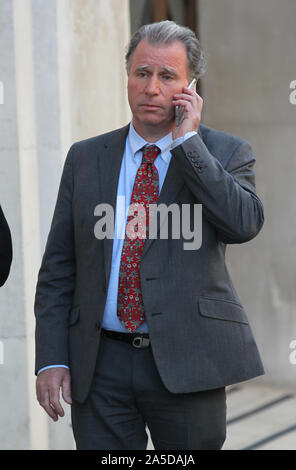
[130,39,188,74]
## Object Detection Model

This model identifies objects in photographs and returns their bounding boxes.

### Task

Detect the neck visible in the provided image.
[132,119,173,143]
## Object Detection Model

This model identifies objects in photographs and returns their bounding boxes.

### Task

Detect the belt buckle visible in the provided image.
[132,336,150,349]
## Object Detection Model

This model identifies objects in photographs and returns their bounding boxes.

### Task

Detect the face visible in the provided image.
[127,39,189,139]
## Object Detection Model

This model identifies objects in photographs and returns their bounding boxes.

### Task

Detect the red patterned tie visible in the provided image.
[117,145,160,332]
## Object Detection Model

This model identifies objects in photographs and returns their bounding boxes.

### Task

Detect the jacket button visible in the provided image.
[95,321,101,330]
[102,286,106,294]
[187,151,197,157]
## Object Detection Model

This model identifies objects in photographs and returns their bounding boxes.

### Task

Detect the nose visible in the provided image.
[145,74,160,96]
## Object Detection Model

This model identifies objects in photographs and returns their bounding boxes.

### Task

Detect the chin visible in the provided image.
[139,113,172,128]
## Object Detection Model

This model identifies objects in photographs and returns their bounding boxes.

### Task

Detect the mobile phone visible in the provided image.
[175,78,197,127]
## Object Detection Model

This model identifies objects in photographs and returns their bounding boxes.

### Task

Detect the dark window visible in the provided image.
[129,0,201,94]
[130,0,198,35]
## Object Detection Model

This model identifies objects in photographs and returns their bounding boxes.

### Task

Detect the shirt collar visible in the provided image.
[128,121,172,164]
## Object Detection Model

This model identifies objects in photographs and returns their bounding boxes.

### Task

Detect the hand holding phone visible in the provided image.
[175,78,197,127]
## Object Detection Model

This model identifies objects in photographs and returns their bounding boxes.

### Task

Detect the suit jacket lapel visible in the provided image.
[98,125,204,281]
[141,127,204,259]
[97,124,130,287]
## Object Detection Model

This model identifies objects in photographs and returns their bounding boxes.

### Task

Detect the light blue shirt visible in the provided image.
[38,122,196,373]
[102,121,179,333]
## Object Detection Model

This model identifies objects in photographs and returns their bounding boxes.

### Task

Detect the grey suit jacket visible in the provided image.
[35,123,265,403]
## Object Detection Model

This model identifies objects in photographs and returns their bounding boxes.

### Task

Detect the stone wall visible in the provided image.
[0,0,130,450]
[198,0,296,389]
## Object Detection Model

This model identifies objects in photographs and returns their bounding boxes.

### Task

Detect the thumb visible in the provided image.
[61,374,72,404]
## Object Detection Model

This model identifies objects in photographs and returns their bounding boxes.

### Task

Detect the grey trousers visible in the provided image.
[71,332,227,450]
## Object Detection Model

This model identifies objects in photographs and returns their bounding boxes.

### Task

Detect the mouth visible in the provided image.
[140,104,162,110]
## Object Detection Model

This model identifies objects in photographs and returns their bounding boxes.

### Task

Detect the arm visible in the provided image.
[35,145,76,371]
[172,134,264,243]
[171,87,264,244]
[35,145,76,419]
[0,205,12,287]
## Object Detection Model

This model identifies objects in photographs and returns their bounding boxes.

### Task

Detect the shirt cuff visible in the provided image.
[171,131,197,150]
[37,365,69,375]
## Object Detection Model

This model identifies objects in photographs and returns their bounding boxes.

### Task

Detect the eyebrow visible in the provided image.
[135,65,177,76]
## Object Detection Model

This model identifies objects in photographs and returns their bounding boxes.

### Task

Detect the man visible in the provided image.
[0,205,12,287]
[35,21,264,450]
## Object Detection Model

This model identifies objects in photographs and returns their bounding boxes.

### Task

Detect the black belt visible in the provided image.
[101,328,151,349]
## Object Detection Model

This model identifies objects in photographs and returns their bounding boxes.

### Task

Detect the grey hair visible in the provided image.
[125,20,207,80]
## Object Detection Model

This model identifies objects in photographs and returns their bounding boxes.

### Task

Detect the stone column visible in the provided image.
[0,0,130,450]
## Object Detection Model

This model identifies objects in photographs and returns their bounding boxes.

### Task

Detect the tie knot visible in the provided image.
[141,145,160,165]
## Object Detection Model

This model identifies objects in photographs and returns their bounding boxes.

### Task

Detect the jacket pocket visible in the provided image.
[198,296,249,324]
[69,305,80,326]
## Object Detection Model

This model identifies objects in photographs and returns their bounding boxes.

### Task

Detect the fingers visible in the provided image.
[173,98,194,116]
[37,388,60,422]
[49,385,65,418]
[172,88,203,139]
[36,368,71,421]
[172,88,203,112]
[176,87,201,99]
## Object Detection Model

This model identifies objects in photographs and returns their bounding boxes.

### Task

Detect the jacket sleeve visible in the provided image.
[0,205,12,287]
[171,133,264,244]
[34,145,76,373]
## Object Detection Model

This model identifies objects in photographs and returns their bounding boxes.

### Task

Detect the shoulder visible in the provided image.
[199,123,247,146]
[67,124,130,161]
[199,123,251,163]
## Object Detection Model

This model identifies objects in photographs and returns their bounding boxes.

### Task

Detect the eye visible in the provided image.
[136,71,148,78]
[161,74,173,81]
